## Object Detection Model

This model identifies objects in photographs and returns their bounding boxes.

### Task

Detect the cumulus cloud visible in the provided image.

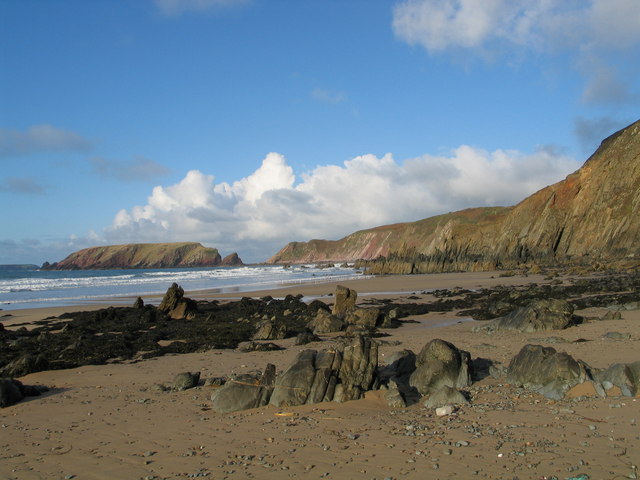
[392,0,640,105]
[154,0,249,16]
[0,177,46,195]
[0,124,92,158]
[90,156,170,182]
[105,149,579,262]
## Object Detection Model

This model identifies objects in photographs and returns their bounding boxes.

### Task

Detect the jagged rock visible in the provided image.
[333,285,357,318]
[593,361,640,397]
[252,319,287,340]
[158,283,184,313]
[295,332,321,345]
[409,339,472,395]
[307,349,342,404]
[472,299,575,333]
[423,385,469,408]
[172,372,200,391]
[336,336,378,402]
[0,353,49,377]
[133,297,144,308]
[306,309,344,334]
[506,344,590,400]
[0,378,23,408]
[211,364,276,413]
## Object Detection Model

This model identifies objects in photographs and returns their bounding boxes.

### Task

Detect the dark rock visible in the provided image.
[378,349,416,381]
[506,344,590,400]
[269,350,317,407]
[159,283,184,313]
[0,378,23,408]
[172,372,200,391]
[409,339,472,395]
[473,299,575,333]
[0,354,49,378]
[252,319,287,340]
[306,310,344,334]
[295,332,321,345]
[336,336,378,402]
[238,341,282,352]
[344,308,380,329]
[133,297,144,309]
[332,285,357,318]
[211,364,276,413]
[423,385,469,408]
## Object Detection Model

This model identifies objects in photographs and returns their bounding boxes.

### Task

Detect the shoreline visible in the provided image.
[1,270,546,327]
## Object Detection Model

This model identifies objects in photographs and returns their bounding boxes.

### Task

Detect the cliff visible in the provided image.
[268,119,640,272]
[43,242,244,270]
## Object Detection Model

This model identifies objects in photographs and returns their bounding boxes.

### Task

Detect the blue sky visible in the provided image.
[1,0,639,264]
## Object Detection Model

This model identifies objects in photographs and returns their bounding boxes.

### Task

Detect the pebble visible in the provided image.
[436,405,454,416]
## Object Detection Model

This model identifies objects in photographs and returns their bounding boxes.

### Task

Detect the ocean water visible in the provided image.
[0,264,368,310]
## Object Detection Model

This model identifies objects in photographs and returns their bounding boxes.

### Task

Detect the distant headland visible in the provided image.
[41,242,243,270]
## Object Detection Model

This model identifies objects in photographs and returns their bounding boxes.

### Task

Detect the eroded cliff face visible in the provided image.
[268,119,640,272]
[44,242,243,270]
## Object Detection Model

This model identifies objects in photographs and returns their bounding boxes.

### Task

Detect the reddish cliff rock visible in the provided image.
[268,119,640,272]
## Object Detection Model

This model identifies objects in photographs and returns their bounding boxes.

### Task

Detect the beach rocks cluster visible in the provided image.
[211,336,379,413]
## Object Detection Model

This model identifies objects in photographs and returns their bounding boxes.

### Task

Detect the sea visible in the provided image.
[0,264,369,311]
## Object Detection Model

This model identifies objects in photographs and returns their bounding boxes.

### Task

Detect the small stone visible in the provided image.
[436,405,455,416]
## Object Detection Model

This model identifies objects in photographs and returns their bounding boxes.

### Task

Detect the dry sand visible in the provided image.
[1,271,639,479]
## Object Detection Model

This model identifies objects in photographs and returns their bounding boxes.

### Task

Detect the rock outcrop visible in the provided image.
[268,119,640,272]
[472,299,575,334]
[43,242,243,270]
[409,339,472,396]
[506,344,590,400]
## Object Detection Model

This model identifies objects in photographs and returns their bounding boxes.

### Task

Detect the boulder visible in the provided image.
[172,372,200,391]
[423,385,469,408]
[0,378,23,408]
[594,361,640,397]
[473,299,575,334]
[295,332,321,345]
[385,378,407,408]
[344,308,380,329]
[238,341,282,352]
[332,285,357,318]
[211,364,276,413]
[269,350,318,407]
[252,319,287,340]
[409,339,472,395]
[168,297,198,320]
[506,344,590,400]
[133,297,144,308]
[307,309,344,334]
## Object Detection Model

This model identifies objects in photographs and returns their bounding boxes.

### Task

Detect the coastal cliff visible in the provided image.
[268,119,640,272]
[43,242,244,270]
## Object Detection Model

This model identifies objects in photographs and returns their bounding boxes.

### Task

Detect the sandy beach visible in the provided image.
[1,271,639,480]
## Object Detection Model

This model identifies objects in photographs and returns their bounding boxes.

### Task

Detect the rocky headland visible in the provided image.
[42,242,244,270]
[268,119,640,274]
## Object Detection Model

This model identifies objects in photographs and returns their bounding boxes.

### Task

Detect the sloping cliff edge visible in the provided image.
[43,242,244,270]
[268,119,640,273]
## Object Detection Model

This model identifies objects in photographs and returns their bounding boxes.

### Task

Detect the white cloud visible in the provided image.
[154,0,248,16]
[392,0,640,105]
[104,148,579,262]
[0,124,92,158]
